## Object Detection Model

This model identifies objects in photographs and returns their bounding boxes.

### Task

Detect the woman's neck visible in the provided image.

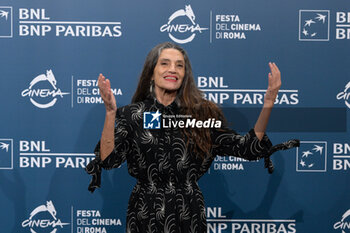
[154,88,177,106]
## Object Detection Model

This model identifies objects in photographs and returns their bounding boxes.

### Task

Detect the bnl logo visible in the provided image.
[299,10,330,41]
[0,139,13,169]
[296,141,327,172]
[0,6,13,38]
[143,111,161,129]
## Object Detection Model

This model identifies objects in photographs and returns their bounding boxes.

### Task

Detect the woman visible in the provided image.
[86,42,299,233]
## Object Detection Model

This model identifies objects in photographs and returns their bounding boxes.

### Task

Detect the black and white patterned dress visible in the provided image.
[85,97,297,233]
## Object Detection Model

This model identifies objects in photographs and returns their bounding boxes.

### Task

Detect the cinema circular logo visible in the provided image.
[334,209,350,233]
[337,81,350,109]
[22,201,69,233]
[160,5,208,44]
[21,70,69,108]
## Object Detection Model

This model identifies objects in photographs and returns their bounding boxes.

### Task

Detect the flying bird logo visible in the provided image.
[304,19,316,27]
[0,139,12,169]
[315,13,326,23]
[0,142,9,152]
[302,150,312,158]
[312,145,323,154]
[0,10,9,20]
[297,142,327,172]
[0,7,13,38]
[302,28,308,36]
[299,10,329,41]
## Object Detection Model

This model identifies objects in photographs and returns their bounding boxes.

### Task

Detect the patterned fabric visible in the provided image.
[85,97,298,233]
[263,139,300,173]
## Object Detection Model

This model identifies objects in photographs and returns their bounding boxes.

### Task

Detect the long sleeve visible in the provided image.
[211,124,300,173]
[85,107,132,192]
[211,127,273,161]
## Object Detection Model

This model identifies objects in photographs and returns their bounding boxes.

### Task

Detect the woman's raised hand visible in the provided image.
[98,74,117,113]
[264,62,282,106]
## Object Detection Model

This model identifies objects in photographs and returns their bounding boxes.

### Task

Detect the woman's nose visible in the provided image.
[168,63,176,73]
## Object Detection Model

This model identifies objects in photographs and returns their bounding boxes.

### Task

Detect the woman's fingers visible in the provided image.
[98,74,111,95]
[105,78,111,90]
[264,63,282,105]
[98,73,105,86]
[268,62,281,88]
[269,62,278,78]
[273,62,281,74]
[98,74,107,89]
[268,72,272,80]
[97,74,117,112]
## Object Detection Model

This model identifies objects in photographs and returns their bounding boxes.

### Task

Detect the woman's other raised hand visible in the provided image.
[98,74,117,113]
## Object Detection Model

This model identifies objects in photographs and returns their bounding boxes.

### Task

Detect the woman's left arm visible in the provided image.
[254,62,281,140]
[211,62,297,161]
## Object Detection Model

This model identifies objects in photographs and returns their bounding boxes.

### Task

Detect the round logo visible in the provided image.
[22,201,69,233]
[21,70,69,108]
[336,82,350,109]
[334,209,350,233]
[160,5,208,44]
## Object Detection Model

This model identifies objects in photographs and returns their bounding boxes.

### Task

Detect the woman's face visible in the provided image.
[152,48,185,94]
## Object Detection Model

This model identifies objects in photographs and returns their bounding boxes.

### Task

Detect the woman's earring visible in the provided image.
[149,80,154,94]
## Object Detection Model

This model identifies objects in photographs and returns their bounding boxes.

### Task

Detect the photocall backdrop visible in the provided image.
[0,0,349,232]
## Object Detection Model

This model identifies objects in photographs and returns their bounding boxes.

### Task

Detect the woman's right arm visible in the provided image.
[98,74,117,161]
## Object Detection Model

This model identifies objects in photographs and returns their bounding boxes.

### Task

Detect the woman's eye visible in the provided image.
[177,64,184,68]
